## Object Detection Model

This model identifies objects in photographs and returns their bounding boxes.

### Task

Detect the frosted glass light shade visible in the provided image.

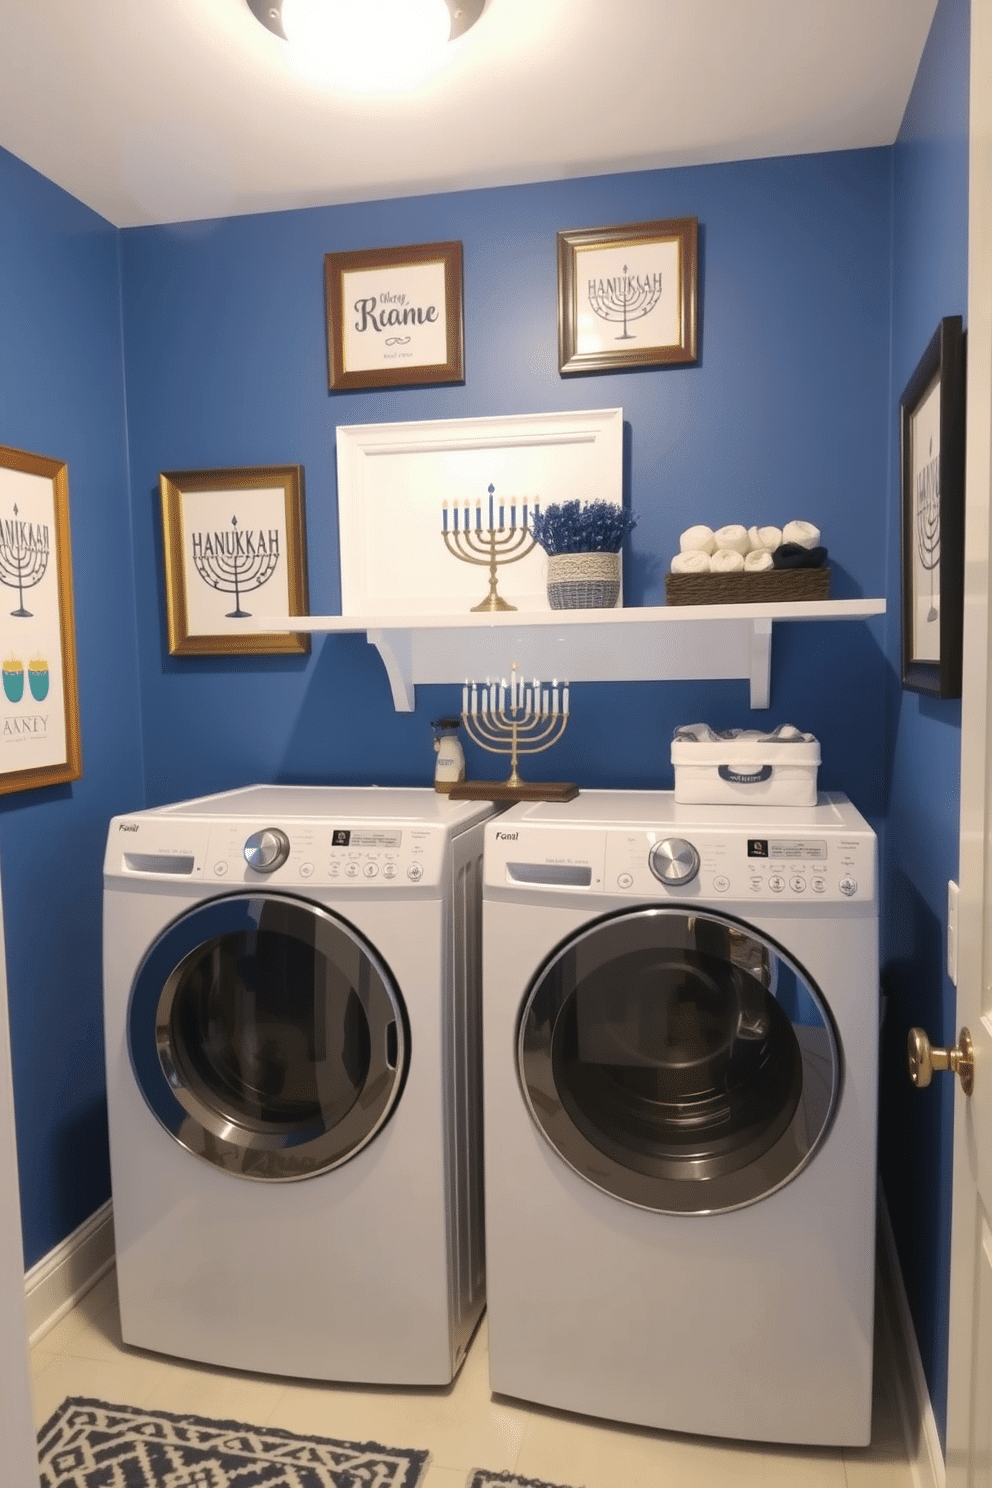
[280,0,454,90]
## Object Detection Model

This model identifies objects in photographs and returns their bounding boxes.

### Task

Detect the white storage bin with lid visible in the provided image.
[671,724,820,806]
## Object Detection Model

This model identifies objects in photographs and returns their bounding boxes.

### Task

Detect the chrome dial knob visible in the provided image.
[648,837,700,885]
[243,828,290,873]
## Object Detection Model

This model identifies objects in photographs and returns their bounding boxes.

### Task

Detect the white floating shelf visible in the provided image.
[256,600,886,712]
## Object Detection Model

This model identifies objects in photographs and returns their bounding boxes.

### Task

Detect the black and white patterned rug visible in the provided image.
[38,1397,430,1487]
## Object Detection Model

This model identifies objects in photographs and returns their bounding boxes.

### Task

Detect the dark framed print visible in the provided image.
[899,315,966,697]
[557,216,698,375]
[324,240,464,391]
[0,443,82,794]
[160,465,309,656]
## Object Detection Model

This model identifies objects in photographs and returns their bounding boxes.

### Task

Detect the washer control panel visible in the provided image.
[607,829,874,902]
[488,822,875,904]
[107,816,446,889]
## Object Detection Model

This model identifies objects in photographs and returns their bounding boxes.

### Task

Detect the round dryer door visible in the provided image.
[128,893,409,1181]
[518,906,840,1214]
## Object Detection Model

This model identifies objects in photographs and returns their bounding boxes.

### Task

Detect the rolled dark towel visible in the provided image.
[772,542,828,569]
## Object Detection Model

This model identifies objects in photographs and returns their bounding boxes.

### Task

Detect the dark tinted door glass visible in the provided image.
[168,927,372,1135]
[129,894,407,1180]
[519,907,838,1213]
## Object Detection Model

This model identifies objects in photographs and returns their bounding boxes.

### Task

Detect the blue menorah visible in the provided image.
[441,484,540,612]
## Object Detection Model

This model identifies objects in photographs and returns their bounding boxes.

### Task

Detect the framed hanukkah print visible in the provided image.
[557,217,698,375]
[0,444,82,795]
[160,465,310,656]
[899,316,966,698]
[324,240,464,391]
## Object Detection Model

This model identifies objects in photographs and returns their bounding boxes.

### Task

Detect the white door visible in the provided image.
[945,2,992,1482]
[0,856,40,1482]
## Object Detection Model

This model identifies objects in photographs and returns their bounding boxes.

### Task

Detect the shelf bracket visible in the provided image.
[367,629,415,711]
[749,618,773,709]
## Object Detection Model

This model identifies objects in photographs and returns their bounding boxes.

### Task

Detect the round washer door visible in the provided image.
[518,905,840,1214]
[128,893,409,1181]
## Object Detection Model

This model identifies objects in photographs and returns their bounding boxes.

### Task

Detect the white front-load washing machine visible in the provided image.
[482,790,878,1446]
[104,785,493,1385]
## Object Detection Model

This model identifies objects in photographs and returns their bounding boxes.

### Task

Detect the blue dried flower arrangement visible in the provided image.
[529,500,636,556]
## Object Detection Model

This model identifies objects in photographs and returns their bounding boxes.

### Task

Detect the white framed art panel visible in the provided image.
[335,408,624,617]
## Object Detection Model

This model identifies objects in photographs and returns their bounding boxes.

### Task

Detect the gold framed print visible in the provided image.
[0,443,82,794]
[557,217,698,375]
[324,240,464,391]
[160,464,310,656]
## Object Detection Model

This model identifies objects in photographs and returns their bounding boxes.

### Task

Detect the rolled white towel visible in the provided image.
[748,524,783,552]
[679,524,716,555]
[671,548,711,574]
[744,548,774,572]
[757,724,811,742]
[713,523,750,555]
[782,519,821,550]
[711,548,745,573]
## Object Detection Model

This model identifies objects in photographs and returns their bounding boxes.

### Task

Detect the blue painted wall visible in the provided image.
[0,148,144,1266]
[879,0,970,1448]
[120,152,892,816]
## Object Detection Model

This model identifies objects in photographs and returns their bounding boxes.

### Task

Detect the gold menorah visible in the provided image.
[451,661,576,803]
[442,484,540,612]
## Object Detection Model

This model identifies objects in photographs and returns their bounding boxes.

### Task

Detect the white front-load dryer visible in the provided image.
[104,785,493,1385]
[482,790,878,1446]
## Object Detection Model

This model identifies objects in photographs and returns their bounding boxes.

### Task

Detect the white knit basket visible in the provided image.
[546,551,621,609]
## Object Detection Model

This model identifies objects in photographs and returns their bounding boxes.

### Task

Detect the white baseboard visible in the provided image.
[24,1200,115,1347]
[876,1190,945,1488]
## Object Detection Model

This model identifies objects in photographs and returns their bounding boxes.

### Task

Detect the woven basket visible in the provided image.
[665,566,830,606]
[547,551,621,610]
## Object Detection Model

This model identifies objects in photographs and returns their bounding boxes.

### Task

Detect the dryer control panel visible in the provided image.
[105,814,449,889]
[606,828,874,903]
[487,824,876,905]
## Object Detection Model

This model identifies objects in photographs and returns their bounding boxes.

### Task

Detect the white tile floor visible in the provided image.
[31,1269,915,1488]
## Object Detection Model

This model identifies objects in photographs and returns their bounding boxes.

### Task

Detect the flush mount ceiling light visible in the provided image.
[247,0,486,92]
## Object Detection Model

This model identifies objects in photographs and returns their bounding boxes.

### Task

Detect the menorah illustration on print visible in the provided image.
[916,438,940,623]
[0,504,50,618]
[588,263,663,342]
[442,484,540,612]
[191,515,280,619]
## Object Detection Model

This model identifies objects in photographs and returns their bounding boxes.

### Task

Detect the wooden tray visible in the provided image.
[665,566,830,606]
[448,780,578,803]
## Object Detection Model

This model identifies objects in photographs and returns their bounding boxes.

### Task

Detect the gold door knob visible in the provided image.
[908,1027,974,1096]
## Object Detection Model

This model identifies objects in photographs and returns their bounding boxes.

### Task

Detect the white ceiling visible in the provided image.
[0,0,940,230]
